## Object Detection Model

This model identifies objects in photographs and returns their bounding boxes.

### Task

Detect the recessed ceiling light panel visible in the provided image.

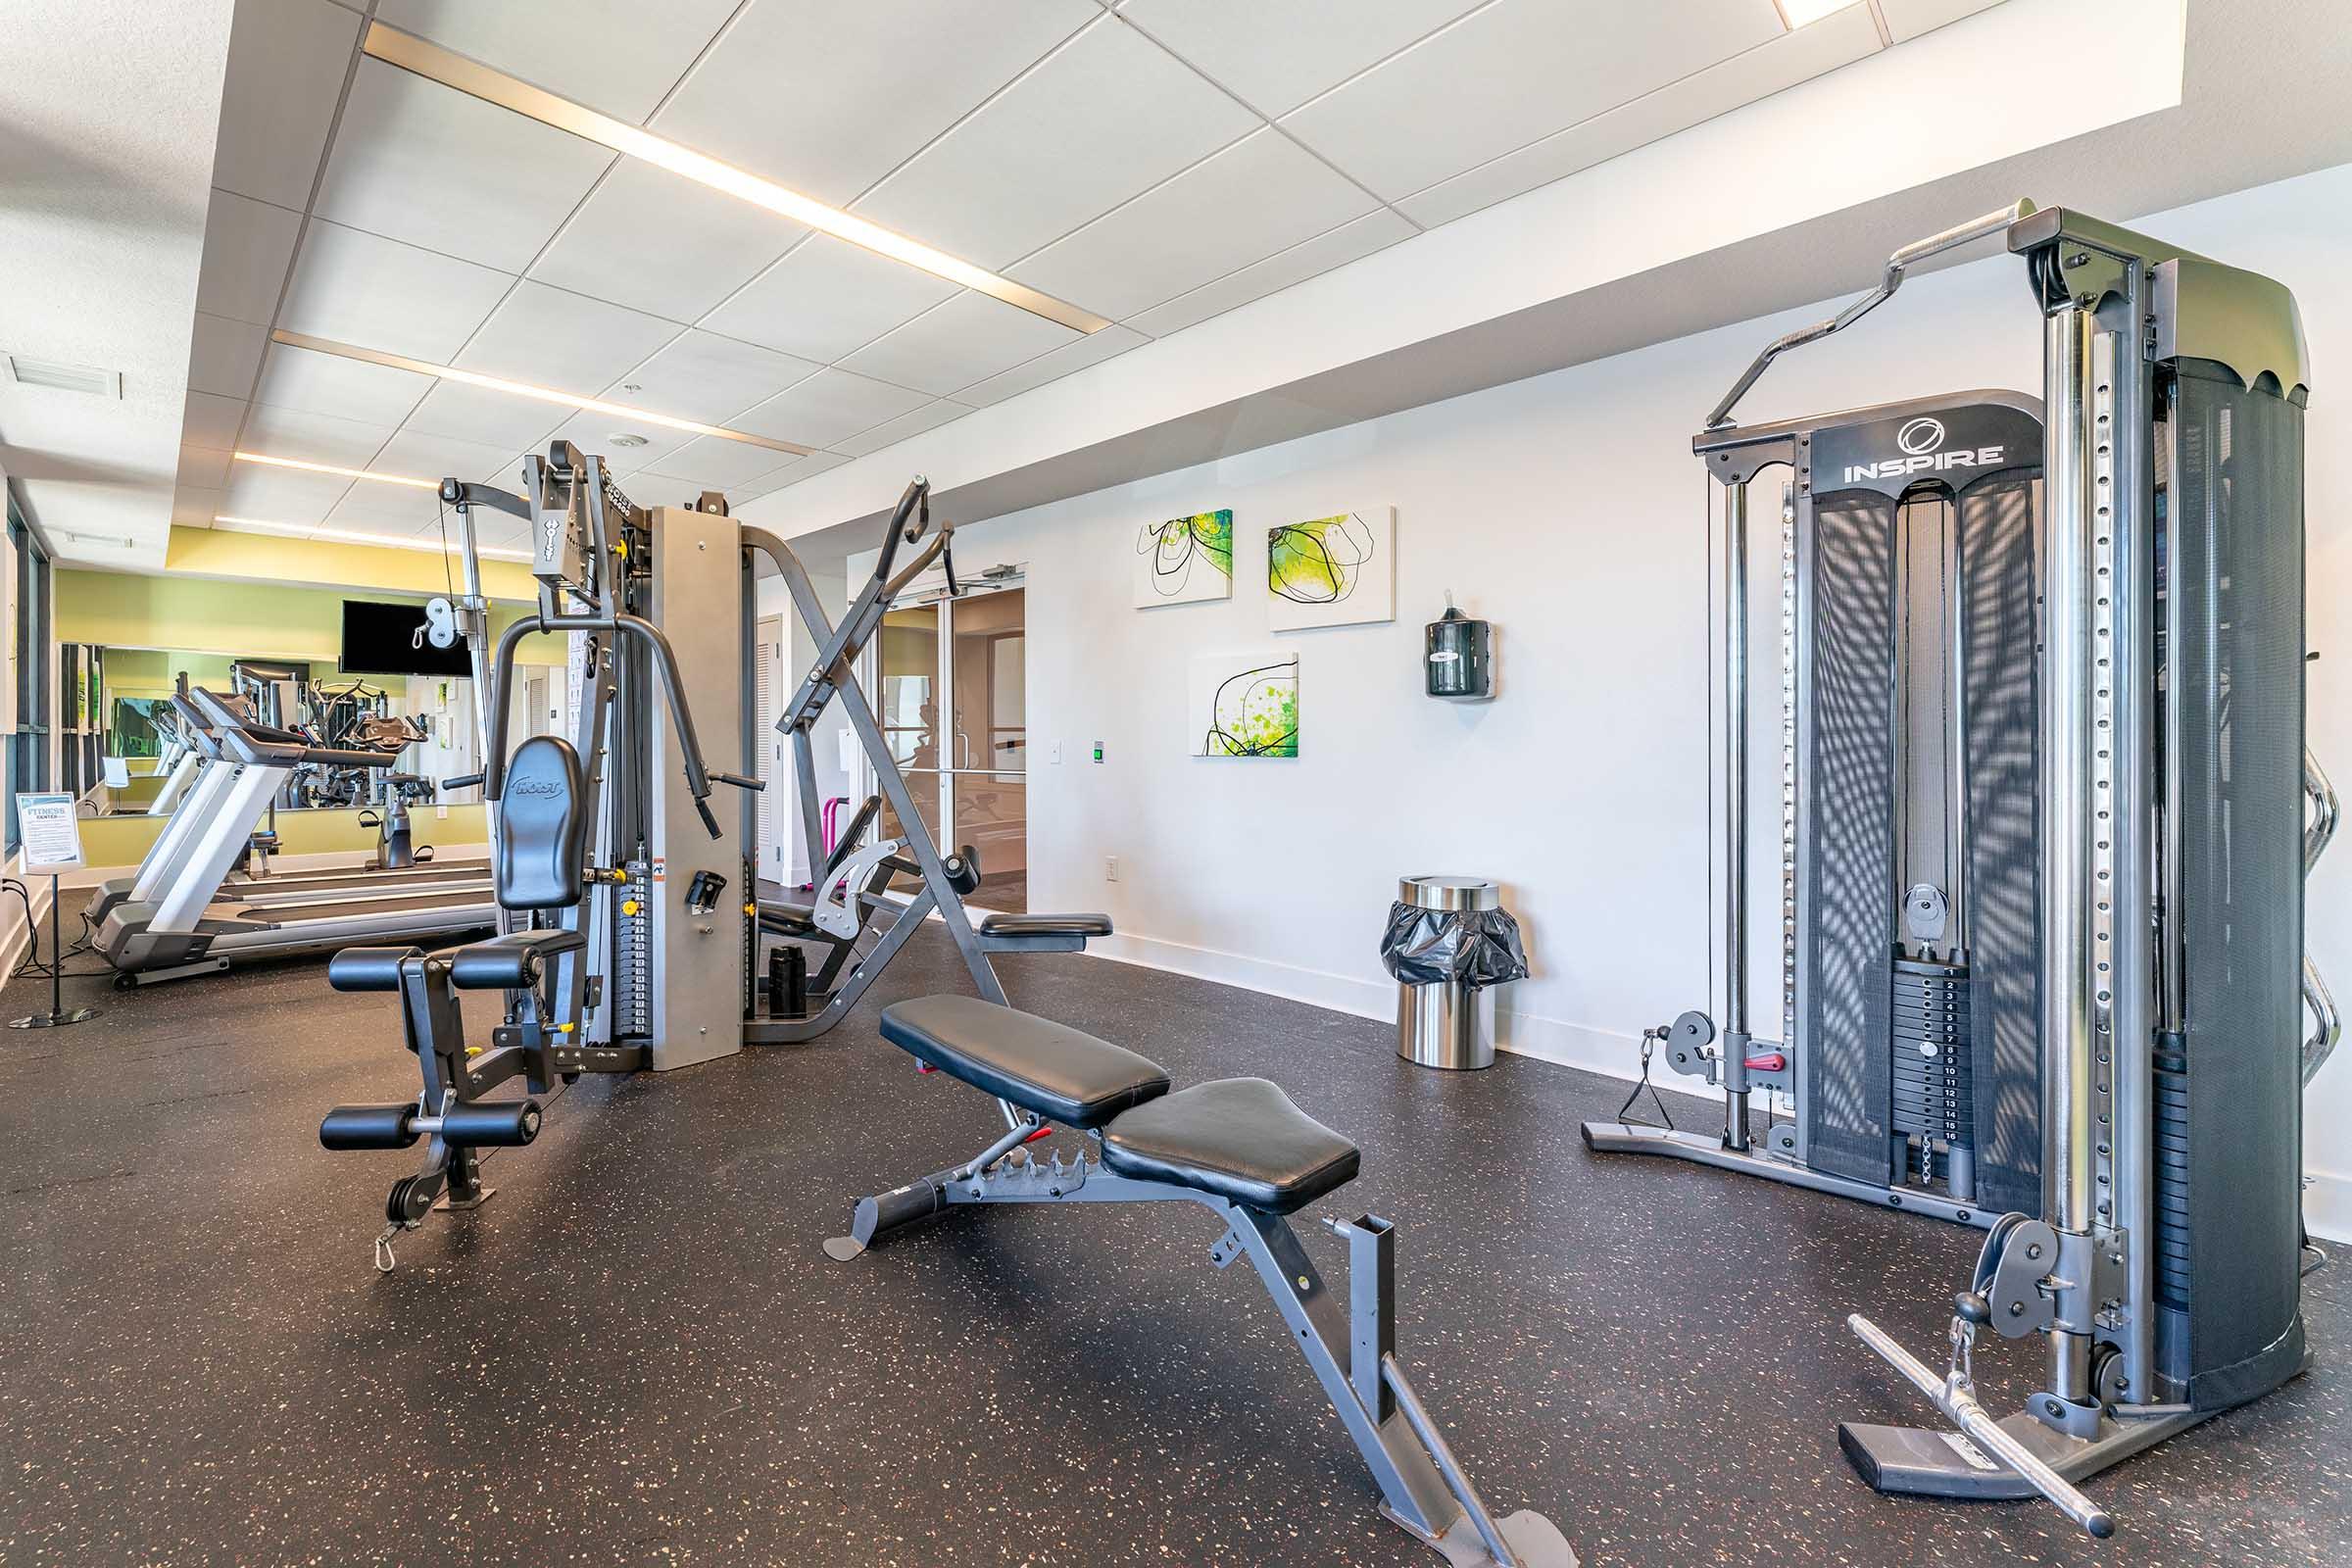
[268,329,816,458]
[360,22,1114,335]
[235,451,437,488]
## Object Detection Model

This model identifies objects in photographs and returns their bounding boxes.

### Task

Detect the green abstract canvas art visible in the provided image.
[1135,510,1233,606]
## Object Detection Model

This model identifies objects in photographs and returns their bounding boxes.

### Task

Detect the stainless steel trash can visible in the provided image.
[1396,876,1500,1070]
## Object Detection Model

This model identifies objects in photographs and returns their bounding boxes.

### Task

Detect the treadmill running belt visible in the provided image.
[224,892,499,926]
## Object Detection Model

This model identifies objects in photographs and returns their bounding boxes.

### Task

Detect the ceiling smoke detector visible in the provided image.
[609,432,650,449]
[3,353,121,398]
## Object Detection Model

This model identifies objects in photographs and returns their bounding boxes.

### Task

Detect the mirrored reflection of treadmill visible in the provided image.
[93,689,498,986]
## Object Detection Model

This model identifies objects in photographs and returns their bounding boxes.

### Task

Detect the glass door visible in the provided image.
[869,583,1027,913]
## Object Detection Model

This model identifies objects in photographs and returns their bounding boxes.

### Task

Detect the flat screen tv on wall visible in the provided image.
[340,599,470,678]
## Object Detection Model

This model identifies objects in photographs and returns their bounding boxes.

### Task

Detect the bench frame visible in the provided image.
[831,1114,1577,1568]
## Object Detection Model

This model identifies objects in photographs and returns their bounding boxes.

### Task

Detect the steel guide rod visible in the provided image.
[1722,478,1752,1150]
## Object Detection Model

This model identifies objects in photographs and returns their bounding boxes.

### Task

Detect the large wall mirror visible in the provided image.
[99,640,488,815]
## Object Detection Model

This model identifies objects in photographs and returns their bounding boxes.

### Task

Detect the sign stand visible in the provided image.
[10,791,98,1030]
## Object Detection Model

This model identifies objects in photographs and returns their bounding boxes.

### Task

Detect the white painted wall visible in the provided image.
[932,161,2352,1239]
[755,565,854,886]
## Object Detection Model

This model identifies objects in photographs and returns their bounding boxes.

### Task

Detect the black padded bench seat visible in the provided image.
[880,995,1168,1129]
[978,911,1112,940]
[878,997,1360,1214]
[1101,1079,1360,1215]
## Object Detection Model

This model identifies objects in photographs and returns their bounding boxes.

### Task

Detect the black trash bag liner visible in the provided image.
[1380,903,1529,989]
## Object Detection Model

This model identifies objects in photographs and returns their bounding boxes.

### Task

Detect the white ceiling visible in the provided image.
[123,0,2012,564]
[0,1,235,564]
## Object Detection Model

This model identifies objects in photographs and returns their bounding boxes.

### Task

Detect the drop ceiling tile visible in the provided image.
[765,452,851,491]
[1118,0,1489,116]
[834,400,972,459]
[702,235,958,366]
[211,0,363,209]
[735,368,931,450]
[314,59,615,274]
[1398,5,1882,226]
[1008,130,1376,321]
[1125,210,1414,337]
[1280,0,1784,202]
[372,0,742,123]
[530,161,806,324]
[1878,0,2007,42]
[241,402,400,467]
[854,20,1258,269]
[953,323,1148,407]
[652,0,1100,209]
[544,412,697,472]
[457,281,681,395]
[196,190,304,325]
[253,341,436,426]
[172,487,226,526]
[182,391,248,450]
[839,293,1078,400]
[177,445,233,490]
[401,380,569,452]
[602,331,820,426]
[643,435,800,490]
[368,428,518,488]
[279,220,515,363]
[324,481,441,532]
[220,462,356,523]
[189,314,267,399]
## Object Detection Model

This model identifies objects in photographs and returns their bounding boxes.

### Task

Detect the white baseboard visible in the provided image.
[2308,1169,2352,1244]
[0,874,55,992]
[1083,927,2351,1240]
[1086,929,1716,1102]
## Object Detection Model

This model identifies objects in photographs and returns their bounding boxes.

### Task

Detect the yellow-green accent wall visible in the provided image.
[77,805,490,869]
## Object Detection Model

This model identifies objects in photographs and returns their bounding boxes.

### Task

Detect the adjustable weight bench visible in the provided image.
[830,995,1577,1568]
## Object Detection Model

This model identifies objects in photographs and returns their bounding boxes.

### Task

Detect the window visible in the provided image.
[5,495,52,857]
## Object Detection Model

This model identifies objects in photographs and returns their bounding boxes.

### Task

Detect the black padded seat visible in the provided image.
[1101,1079,1360,1215]
[498,736,589,910]
[978,911,1112,939]
[758,898,821,938]
[879,996,1168,1129]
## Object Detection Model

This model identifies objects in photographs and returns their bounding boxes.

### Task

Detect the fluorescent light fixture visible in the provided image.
[361,22,1114,335]
[269,329,815,457]
[215,514,533,563]
[235,451,438,489]
[1774,0,1852,24]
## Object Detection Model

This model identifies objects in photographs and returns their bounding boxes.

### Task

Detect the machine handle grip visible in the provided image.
[710,770,764,793]
[1743,1052,1788,1072]
[695,799,722,840]
[1846,1313,2115,1540]
[444,772,484,791]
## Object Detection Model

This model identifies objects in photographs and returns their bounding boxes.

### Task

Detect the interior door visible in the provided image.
[865,583,1027,913]
[948,587,1025,912]
[755,614,792,883]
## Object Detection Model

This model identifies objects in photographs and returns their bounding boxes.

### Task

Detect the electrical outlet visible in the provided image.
[435,804,449,819]
[1105,856,1118,882]
[1051,740,1062,764]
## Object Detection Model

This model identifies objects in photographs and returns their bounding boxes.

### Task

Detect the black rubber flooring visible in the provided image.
[1,923,2344,1566]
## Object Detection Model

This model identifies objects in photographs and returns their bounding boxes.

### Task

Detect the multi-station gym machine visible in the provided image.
[321,445,1106,1263]
[1587,201,2332,1533]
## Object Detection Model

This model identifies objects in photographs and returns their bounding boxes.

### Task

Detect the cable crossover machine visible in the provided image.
[1587,200,2334,1535]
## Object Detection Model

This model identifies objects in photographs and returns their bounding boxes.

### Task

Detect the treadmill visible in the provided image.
[92,690,498,985]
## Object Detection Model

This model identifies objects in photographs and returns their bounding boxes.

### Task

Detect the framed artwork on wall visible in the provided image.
[1267,507,1394,632]
[1134,510,1233,606]
[1191,651,1298,759]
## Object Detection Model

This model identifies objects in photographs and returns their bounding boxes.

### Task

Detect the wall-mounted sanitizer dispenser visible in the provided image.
[1425,600,1494,700]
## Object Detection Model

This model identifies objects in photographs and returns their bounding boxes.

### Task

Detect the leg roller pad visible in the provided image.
[320,1103,418,1151]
